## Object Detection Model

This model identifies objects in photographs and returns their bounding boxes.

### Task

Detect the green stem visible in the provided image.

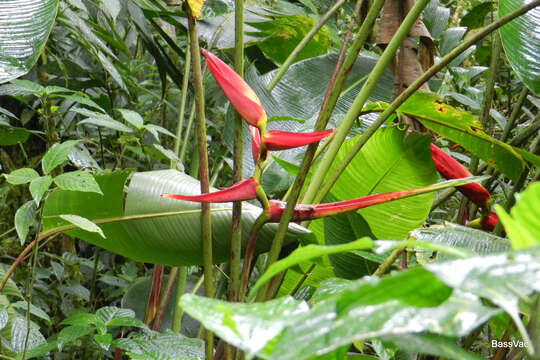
[303,0,431,206]
[501,86,528,143]
[187,8,214,359]
[172,266,188,332]
[372,248,404,277]
[229,0,244,303]
[470,32,502,173]
[173,32,192,163]
[179,102,196,164]
[309,0,540,205]
[267,0,347,91]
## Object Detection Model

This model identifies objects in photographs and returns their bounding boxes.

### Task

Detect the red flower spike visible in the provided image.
[251,125,261,164]
[268,187,435,222]
[263,129,333,150]
[162,177,258,203]
[430,144,491,207]
[201,49,267,128]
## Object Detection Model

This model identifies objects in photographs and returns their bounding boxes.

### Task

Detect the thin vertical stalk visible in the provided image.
[315,0,387,131]
[173,32,192,162]
[470,32,502,173]
[179,102,196,164]
[229,0,244,303]
[308,0,540,205]
[318,0,364,119]
[172,266,188,332]
[152,267,179,331]
[187,8,214,359]
[501,86,528,142]
[21,237,39,360]
[267,0,347,91]
[303,0,431,207]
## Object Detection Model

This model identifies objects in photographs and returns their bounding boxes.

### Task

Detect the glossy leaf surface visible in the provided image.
[42,170,309,266]
[499,0,540,95]
[182,266,499,360]
[0,0,59,83]
[329,127,437,240]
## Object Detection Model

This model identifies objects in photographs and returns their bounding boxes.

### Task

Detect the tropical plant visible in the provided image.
[0,0,539,359]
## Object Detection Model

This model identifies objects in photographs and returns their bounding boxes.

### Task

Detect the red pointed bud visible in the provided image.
[162,177,258,203]
[430,144,491,207]
[263,129,333,150]
[201,49,267,128]
[251,125,261,164]
[468,212,505,235]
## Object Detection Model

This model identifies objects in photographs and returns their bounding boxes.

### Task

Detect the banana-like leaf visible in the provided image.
[499,0,540,96]
[0,0,59,83]
[42,170,310,266]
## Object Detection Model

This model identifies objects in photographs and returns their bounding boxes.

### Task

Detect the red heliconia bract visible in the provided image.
[251,125,261,164]
[161,177,258,203]
[250,127,333,156]
[263,129,333,150]
[430,143,491,207]
[201,49,267,128]
[268,187,435,222]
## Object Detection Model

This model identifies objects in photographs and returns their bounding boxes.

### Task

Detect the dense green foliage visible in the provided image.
[1,0,539,359]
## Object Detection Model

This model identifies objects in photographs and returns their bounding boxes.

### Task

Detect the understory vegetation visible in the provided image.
[0,0,540,359]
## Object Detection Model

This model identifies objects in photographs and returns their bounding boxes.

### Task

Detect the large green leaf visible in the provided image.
[399,92,540,182]
[426,249,540,349]
[181,266,499,360]
[42,170,309,266]
[329,126,438,240]
[0,0,59,83]
[499,0,540,95]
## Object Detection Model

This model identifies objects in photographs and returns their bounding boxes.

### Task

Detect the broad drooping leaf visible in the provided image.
[42,170,310,266]
[181,265,499,360]
[499,0,540,95]
[399,91,540,182]
[0,0,59,83]
[495,182,540,249]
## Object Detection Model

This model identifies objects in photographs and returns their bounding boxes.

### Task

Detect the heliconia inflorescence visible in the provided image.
[163,51,498,237]
[161,177,258,203]
[202,49,267,128]
[429,143,491,207]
